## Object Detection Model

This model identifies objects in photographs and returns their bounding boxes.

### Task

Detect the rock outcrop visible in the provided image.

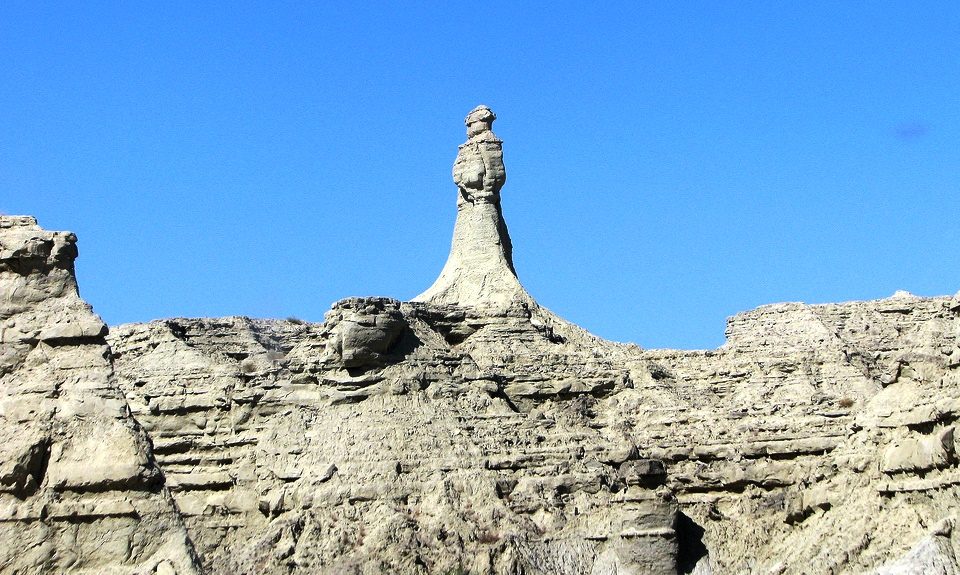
[0,216,200,574]
[3,107,960,574]
[102,291,960,575]
[414,105,524,310]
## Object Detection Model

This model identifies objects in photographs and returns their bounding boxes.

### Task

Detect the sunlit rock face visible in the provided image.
[4,109,960,575]
[0,216,201,575]
[414,104,525,310]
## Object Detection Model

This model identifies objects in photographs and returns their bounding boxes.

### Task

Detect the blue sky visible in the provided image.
[2,2,958,349]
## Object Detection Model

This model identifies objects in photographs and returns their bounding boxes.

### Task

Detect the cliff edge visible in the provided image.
[0,216,201,574]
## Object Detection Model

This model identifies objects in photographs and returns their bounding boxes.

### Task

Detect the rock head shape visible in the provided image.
[414,105,528,309]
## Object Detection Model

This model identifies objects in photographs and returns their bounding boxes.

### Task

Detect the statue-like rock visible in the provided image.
[414,105,526,309]
[8,111,960,575]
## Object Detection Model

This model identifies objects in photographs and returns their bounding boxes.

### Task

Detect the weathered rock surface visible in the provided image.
[107,297,673,575]
[103,290,960,575]
[414,105,525,310]
[0,216,200,574]
[3,107,960,574]
[869,518,959,574]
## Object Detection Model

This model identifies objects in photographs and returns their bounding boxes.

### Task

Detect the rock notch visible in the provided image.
[414,105,527,309]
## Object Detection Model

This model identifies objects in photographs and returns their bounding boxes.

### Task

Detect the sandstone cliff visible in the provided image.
[3,107,959,575]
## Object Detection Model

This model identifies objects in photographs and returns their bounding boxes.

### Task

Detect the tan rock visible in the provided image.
[0,215,200,574]
[882,427,955,474]
[6,109,960,575]
[414,105,524,309]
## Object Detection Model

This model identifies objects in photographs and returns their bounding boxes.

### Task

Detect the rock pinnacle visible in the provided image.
[414,105,528,308]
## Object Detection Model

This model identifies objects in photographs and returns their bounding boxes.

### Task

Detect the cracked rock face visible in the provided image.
[0,216,200,574]
[321,298,410,369]
[103,290,960,575]
[4,108,960,575]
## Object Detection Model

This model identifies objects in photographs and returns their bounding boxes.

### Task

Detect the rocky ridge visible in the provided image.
[2,107,959,574]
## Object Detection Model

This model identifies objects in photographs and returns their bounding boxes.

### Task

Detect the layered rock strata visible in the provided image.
[0,216,200,574]
[105,291,960,575]
[107,297,675,574]
[3,107,960,574]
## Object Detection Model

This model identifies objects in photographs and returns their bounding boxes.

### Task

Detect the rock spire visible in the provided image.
[414,105,528,308]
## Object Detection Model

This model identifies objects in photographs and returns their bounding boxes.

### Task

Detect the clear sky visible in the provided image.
[2,2,958,349]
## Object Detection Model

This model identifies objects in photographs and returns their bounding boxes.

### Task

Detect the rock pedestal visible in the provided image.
[414,105,527,309]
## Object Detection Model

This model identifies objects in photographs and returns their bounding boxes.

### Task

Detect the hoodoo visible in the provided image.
[414,105,528,309]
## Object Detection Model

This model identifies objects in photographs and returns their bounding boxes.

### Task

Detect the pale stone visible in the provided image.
[881,427,955,474]
[0,215,201,574]
[870,518,960,574]
[413,105,525,309]
[5,108,960,574]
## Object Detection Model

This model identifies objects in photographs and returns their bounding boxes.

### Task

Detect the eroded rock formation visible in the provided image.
[3,108,960,574]
[0,216,200,574]
[414,105,524,309]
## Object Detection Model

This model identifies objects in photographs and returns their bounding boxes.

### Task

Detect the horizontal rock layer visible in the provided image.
[5,215,960,574]
[0,216,200,574]
[109,290,960,574]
